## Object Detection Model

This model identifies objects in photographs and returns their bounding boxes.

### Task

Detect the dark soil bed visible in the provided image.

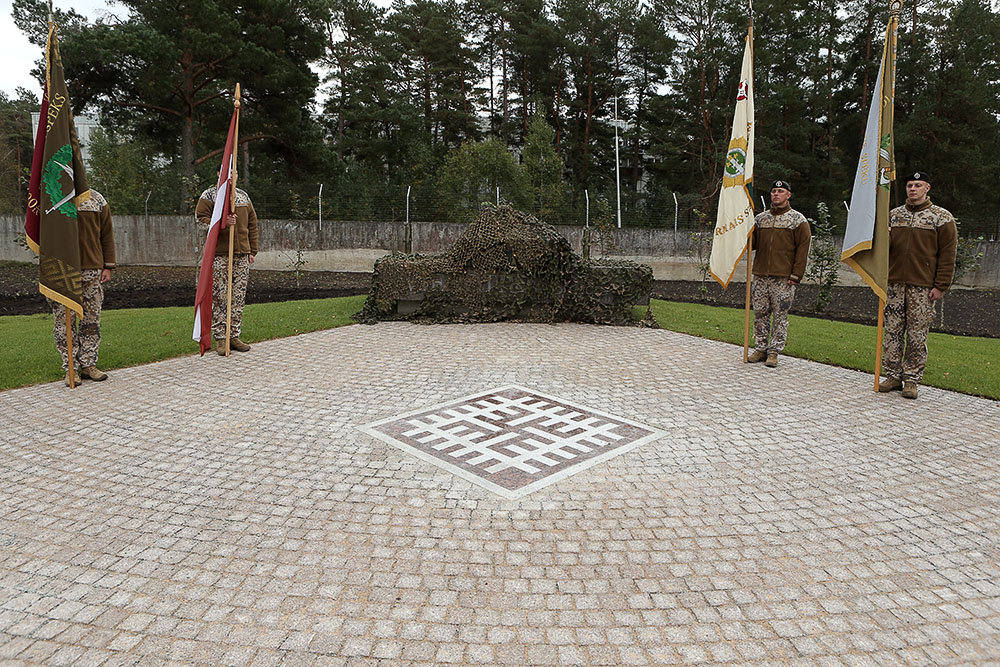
[653,280,1000,339]
[2,263,997,338]
[0,264,370,317]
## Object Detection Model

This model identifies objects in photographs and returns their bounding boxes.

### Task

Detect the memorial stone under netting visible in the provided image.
[354,205,653,326]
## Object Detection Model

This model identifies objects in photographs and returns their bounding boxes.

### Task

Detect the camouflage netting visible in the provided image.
[354,205,654,326]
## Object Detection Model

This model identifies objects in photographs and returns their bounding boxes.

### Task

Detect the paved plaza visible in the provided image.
[1,321,998,665]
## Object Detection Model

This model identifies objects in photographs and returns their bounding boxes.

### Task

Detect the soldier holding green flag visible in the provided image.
[47,190,115,385]
[24,21,107,388]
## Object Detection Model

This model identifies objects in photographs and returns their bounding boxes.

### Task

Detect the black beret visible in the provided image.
[770,180,791,191]
[904,171,930,184]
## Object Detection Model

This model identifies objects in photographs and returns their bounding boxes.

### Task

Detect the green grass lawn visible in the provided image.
[1,295,997,399]
[645,300,1000,400]
[0,296,365,391]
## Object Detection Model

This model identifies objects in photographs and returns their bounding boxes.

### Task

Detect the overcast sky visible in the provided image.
[1,0,122,96]
[2,0,400,99]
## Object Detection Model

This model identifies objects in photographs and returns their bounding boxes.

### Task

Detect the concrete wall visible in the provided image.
[3,214,998,288]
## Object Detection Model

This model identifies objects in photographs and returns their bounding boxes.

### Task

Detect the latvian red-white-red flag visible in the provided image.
[193,109,238,355]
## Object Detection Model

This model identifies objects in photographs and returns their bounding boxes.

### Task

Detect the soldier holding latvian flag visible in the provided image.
[24,21,115,388]
[193,85,258,357]
[195,179,258,356]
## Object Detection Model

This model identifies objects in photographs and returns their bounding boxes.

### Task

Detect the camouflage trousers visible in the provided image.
[211,254,250,340]
[751,276,796,354]
[48,269,103,371]
[882,282,936,383]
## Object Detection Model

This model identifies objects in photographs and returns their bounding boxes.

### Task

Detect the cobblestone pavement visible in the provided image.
[1,322,998,666]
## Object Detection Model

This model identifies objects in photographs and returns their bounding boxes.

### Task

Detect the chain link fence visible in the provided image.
[98,182,998,240]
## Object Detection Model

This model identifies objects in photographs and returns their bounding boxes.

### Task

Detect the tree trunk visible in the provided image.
[501,19,508,142]
[583,27,596,185]
[180,50,196,210]
[488,24,496,135]
[241,141,250,189]
[423,55,432,140]
[554,53,564,150]
[181,115,195,210]
[827,0,835,179]
[862,7,874,105]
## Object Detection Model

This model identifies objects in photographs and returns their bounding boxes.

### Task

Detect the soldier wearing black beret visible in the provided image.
[878,172,957,399]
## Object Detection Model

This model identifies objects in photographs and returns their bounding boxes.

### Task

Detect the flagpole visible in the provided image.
[874,298,885,391]
[49,5,76,387]
[744,233,752,362]
[225,84,241,357]
[742,8,754,363]
[50,2,76,386]
[873,0,900,392]
[66,310,75,387]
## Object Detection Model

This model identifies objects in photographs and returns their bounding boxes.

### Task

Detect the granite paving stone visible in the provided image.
[1,321,998,664]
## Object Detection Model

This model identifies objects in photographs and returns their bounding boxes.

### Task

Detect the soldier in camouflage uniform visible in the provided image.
[48,189,115,386]
[878,172,957,399]
[195,184,258,355]
[748,180,811,368]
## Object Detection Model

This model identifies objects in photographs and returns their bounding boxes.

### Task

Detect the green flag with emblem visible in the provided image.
[24,23,90,316]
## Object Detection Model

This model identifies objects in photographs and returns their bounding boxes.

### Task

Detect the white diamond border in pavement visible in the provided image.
[359,384,664,499]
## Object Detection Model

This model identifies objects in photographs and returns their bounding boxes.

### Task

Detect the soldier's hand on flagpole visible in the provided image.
[100,269,112,284]
[226,213,237,228]
[929,287,944,301]
[248,255,255,265]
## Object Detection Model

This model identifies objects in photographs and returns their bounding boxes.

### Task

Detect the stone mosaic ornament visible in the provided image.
[360,385,663,498]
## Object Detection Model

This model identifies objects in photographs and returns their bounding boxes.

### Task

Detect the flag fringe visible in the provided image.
[39,283,83,317]
[840,238,873,262]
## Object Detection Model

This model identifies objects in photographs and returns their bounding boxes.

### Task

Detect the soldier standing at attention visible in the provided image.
[878,171,957,399]
[747,180,811,368]
[49,189,115,386]
[195,182,259,355]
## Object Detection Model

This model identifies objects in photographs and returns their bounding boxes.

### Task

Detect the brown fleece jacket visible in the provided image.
[888,199,957,291]
[77,190,116,270]
[751,204,811,282]
[195,186,259,256]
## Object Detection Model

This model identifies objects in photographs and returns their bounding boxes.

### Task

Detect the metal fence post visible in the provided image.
[406,185,412,253]
[672,191,678,236]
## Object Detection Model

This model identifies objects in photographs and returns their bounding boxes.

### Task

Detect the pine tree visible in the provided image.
[522,111,567,221]
[14,0,327,208]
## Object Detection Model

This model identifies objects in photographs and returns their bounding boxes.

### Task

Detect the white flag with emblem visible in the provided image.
[709,29,755,288]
